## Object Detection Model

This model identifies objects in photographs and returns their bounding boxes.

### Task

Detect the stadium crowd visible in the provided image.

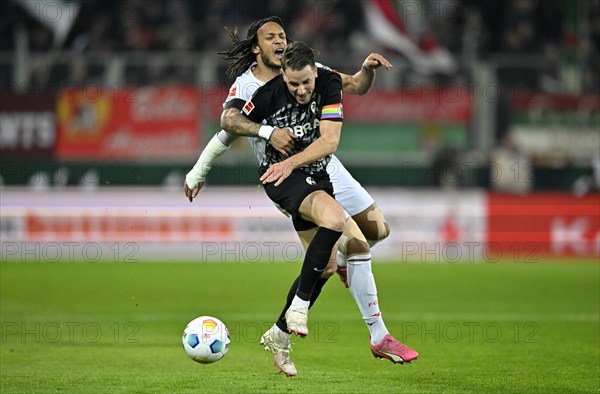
[1,0,598,91]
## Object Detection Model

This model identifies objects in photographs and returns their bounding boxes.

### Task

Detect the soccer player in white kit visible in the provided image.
[184,17,418,376]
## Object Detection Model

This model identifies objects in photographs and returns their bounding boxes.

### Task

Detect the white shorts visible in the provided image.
[326,155,375,217]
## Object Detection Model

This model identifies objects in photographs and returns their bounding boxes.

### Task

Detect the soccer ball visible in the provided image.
[182,316,230,364]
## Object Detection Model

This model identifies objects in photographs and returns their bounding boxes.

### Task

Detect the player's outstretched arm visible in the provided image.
[220,108,295,156]
[184,131,237,202]
[339,53,393,95]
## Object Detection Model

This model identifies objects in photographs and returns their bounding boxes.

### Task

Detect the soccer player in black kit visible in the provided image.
[221,41,346,339]
[216,22,417,376]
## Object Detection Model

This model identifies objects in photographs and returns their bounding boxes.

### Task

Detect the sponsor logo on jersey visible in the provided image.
[228,86,237,98]
[306,177,316,185]
[286,118,320,138]
[242,101,255,115]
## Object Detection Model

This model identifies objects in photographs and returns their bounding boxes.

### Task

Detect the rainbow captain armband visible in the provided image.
[321,103,343,120]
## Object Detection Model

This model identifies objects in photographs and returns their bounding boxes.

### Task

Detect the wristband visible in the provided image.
[258,125,275,141]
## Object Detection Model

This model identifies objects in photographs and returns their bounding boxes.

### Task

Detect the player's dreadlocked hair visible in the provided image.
[218,16,288,78]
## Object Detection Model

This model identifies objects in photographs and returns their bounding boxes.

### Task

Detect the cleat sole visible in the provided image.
[288,329,307,337]
[371,351,412,364]
[276,364,296,377]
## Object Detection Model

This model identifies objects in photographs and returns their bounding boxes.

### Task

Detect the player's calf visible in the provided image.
[320,249,338,279]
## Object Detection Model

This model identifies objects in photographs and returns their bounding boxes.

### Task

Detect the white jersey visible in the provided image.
[223,63,268,164]
[222,63,374,216]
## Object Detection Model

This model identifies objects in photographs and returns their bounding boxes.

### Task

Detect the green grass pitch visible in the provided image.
[1,261,598,393]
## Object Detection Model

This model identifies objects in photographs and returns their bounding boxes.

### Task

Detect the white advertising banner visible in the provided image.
[1,187,487,262]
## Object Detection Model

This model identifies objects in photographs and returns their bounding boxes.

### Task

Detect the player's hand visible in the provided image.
[269,128,295,157]
[362,53,393,71]
[184,180,205,202]
[260,160,296,187]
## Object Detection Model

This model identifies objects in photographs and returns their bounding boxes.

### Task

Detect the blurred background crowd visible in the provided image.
[0,0,599,192]
[2,0,599,89]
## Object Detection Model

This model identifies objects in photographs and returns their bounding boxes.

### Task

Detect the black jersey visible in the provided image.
[242,68,343,176]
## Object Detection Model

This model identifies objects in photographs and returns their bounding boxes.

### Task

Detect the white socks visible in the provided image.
[273,323,290,340]
[291,295,310,308]
[336,250,347,267]
[347,254,388,345]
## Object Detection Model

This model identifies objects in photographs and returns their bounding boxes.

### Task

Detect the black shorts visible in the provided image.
[259,167,334,231]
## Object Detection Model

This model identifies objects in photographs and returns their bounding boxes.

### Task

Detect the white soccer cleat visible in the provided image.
[285,305,309,337]
[260,326,297,377]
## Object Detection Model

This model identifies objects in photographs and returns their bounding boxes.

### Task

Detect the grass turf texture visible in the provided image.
[1,262,598,393]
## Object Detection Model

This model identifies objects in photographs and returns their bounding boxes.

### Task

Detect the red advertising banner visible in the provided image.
[55,86,200,160]
[206,86,472,124]
[24,211,234,242]
[342,88,472,124]
[510,91,600,114]
[488,193,600,258]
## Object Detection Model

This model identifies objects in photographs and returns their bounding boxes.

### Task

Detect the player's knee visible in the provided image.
[331,217,346,233]
[364,220,390,242]
[355,206,390,242]
[323,211,346,232]
[346,237,370,256]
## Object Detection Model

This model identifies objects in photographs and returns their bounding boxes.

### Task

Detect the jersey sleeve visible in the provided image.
[320,73,343,122]
[222,77,262,110]
[223,82,244,110]
[223,98,245,111]
[241,86,270,123]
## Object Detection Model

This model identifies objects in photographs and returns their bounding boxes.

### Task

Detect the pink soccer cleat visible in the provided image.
[370,334,419,364]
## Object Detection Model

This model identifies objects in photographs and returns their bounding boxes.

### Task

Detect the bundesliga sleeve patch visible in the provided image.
[227,86,237,98]
[242,100,255,115]
[321,103,343,120]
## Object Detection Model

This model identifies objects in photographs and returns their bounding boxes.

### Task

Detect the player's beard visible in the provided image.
[260,52,281,72]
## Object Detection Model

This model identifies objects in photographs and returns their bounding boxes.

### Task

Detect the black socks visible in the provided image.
[296,227,342,300]
[274,226,342,332]
[276,277,329,333]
